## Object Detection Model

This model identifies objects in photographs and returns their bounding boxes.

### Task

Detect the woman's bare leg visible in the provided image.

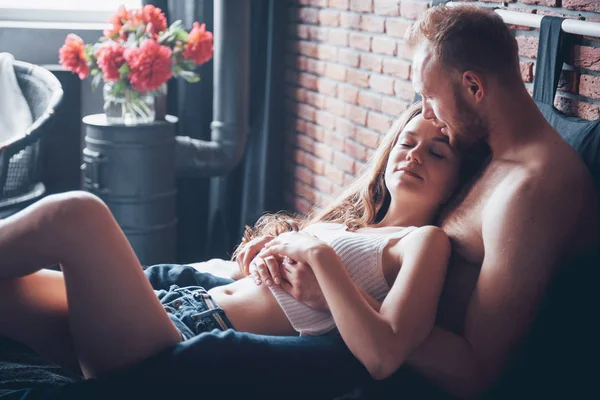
[0,191,181,378]
[0,270,80,372]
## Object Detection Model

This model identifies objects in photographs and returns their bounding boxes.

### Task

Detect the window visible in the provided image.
[0,1,142,23]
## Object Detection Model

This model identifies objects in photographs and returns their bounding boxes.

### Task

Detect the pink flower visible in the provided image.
[183,22,213,66]
[142,5,167,38]
[124,39,172,91]
[103,5,129,39]
[95,42,126,82]
[58,34,89,79]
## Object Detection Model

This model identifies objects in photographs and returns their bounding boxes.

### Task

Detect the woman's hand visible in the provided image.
[236,235,274,278]
[279,257,329,312]
[258,231,331,265]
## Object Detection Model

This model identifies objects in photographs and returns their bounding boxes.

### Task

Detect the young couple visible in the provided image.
[0,4,597,399]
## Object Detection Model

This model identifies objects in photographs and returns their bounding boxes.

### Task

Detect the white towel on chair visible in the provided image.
[0,53,33,145]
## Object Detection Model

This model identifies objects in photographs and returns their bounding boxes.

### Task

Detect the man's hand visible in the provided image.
[235,235,274,278]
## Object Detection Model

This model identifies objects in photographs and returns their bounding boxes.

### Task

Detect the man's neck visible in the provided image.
[485,86,550,159]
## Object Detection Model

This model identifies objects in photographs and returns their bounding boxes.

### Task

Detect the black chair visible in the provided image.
[0,60,63,218]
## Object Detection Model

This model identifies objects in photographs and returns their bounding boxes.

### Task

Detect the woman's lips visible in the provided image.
[399,167,423,180]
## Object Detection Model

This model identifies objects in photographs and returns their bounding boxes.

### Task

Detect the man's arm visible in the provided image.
[408,177,578,397]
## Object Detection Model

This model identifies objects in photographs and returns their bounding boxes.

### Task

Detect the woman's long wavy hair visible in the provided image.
[231,102,424,260]
[231,101,489,260]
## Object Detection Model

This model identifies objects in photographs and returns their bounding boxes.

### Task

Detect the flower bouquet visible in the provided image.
[59,4,213,125]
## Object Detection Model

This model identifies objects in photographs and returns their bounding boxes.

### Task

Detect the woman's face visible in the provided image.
[384,113,461,208]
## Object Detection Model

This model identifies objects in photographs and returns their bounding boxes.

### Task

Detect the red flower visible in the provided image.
[183,22,213,66]
[96,42,126,82]
[124,39,172,91]
[103,5,129,39]
[141,5,167,38]
[58,34,89,79]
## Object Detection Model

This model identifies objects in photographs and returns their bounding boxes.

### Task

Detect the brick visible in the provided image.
[299,0,312,7]
[374,0,400,16]
[349,33,372,51]
[343,172,356,187]
[299,72,318,90]
[336,117,356,138]
[340,12,361,28]
[360,53,383,72]
[326,97,346,116]
[367,112,392,133]
[355,126,381,149]
[554,96,600,120]
[563,0,600,12]
[314,175,335,194]
[329,0,350,10]
[294,197,312,216]
[515,36,539,59]
[295,181,317,203]
[328,30,349,46]
[319,9,340,26]
[334,151,356,173]
[316,78,338,96]
[291,24,309,39]
[316,110,337,130]
[307,58,327,75]
[394,79,415,101]
[345,104,368,125]
[397,40,413,60]
[296,133,315,153]
[304,153,326,174]
[350,0,373,13]
[383,58,411,78]
[339,84,359,104]
[314,142,334,163]
[325,63,347,81]
[537,10,584,20]
[344,139,369,161]
[295,165,313,185]
[338,48,360,67]
[297,103,317,121]
[323,130,346,151]
[309,26,328,42]
[370,74,396,95]
[295,118,307,133]
[305,122,325,141]
[520,62,533,83]
[298,8,319,24]
[385,18,412,38]
[347,69,371,88]
[295,55,309,71]
[305,91,326,108]
[382,97,408,116]
[318,44,338,62]
[400,0,429,20]
[293,87,307,102]
[358,90,382,111]
[518,0,557,5]
[573,45,600,72]
[298,41,318,58]
[372,36,397,55]
[361,16,385,33]
[579,74,600,100]
[310,0,329,7]
[558,70,579,94]
[325,164,346,186]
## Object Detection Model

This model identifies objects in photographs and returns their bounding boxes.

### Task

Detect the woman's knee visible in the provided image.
[39,191,111,231]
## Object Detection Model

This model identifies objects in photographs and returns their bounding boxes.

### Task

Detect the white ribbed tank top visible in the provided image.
[268,223,417,336]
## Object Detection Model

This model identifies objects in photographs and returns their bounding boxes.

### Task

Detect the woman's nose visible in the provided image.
[406,146,423,164]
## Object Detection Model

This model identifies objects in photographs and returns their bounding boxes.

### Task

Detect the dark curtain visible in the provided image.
[143,0,288,262]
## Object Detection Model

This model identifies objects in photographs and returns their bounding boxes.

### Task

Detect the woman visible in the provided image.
[0,101,476,382]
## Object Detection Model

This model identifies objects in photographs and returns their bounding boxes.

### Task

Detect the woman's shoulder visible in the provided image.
[401,225,450,251]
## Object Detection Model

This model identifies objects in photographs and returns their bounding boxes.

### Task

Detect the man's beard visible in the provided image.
[451,86,489,149]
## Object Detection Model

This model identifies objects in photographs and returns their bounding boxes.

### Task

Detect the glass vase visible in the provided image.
[103,82,165,125]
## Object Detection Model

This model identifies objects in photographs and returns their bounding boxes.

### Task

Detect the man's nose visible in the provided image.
[422,101,435,120]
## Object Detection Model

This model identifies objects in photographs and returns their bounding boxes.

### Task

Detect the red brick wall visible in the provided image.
[283,0,600,214]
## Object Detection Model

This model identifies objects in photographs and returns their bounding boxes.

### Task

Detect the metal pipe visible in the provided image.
[175,0,250,177]
[446,2,600,38]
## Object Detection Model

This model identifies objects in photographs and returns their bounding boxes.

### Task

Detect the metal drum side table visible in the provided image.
[81,114,178,266]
